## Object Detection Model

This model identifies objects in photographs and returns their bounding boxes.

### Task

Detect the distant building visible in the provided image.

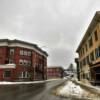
[64,64,76,77]
[76,11,100,84]
[47,66,64,79]
[0,39,48,81]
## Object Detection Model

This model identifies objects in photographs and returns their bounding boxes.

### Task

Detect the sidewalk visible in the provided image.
[0,78,63,85]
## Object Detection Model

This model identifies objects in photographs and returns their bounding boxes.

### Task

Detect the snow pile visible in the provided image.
[58,81,84,97]
[0,81,45,85]
[0,79,61,85]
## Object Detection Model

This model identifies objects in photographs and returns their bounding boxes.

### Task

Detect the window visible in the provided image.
[83,58,86,66]
[24,51,27,56]
[82,48,84,55]
[28,61,31,66]
[10,49,14,55]
[95,46,100,58]
[9,59,14,64]
[20,71,29,78]
[19,59,23,65]
[28,51,31,56]
[23,60,28,66]
[88,37,93,48]
[80,61,83,68]
[90,51,94,61]
[86,56,90,64]
[85,44,88,52]
[94,30,98,41]
[4,70,11,78]
[20,50,23,55]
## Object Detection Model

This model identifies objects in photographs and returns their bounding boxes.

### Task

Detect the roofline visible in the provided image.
[76,11,100,52]
[0,39,48,57]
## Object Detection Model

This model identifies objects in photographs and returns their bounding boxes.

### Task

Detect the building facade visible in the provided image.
[76,11,100,84]
[47,66,64,79]
[0,39,48,81]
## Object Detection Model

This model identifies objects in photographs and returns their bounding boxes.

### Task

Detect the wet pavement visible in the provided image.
[0,79,78,100]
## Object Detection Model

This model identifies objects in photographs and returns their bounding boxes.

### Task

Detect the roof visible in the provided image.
[76,11,100,52]
[0,39,48,57]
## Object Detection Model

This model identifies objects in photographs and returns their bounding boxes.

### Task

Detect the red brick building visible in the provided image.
[47,66,64,79]
[0,39,48,81]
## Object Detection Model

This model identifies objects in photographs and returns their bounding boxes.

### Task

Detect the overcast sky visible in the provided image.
[0,0,100,68]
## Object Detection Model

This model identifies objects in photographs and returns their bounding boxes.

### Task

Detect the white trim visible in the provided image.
[0,42,47,57]
[0,64,16,69]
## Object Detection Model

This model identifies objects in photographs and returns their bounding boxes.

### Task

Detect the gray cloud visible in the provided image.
[0,0,99,68]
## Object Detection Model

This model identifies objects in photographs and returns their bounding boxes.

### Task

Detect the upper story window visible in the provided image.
[86,55,90,64]
[9,59,14,64]
[24,51,27,56]
[20,50,24,55]
[82,48,84,55]
[19,59,23,65]
[95,46,100,59]
[10,49,14,55]
[28,61,31,66]
[28,51,31,56]
[23,60,28,66]
[90,51,94,61]
[94,30,98,41]
[85,44,88,52]
[88,37,93,48]
[19,59,31,66]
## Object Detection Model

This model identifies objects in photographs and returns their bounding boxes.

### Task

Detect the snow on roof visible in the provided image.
[0,64,16,69]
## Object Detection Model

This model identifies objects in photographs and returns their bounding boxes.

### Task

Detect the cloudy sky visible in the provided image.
[0,0,100,68]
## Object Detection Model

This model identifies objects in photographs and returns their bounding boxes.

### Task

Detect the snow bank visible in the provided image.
[0,79,61,85]
[58,81,84,97]
[0,81,45,85]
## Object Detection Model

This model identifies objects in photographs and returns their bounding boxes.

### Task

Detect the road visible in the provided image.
[0,79,77,100]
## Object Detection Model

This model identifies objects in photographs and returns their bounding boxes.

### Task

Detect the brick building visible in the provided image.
[76,11,100,84]
[47,66,64,79]
[0,39,48,81]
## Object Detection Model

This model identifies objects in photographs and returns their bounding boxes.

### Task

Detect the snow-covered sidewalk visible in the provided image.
[0,78,62,85]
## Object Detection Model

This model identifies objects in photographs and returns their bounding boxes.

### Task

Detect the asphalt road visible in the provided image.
[0,79,77,100]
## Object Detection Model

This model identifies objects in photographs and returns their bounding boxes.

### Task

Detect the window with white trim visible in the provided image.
[20,71,29,78]
[24,51,27,56]
[28,61,31,66]
[4,70,11,78]
[9,59,14,64]
[20,50,24,55]
[28,51,31,56]
[23,60,28,66]
[10,49,14,55]
[19,59,23,65]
